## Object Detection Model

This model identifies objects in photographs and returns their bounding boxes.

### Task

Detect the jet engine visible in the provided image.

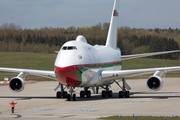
[9,77,25,92]
[147,75,164,91]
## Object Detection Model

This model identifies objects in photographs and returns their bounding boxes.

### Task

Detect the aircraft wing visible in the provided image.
[100,66,180,82]
[121,50,180,60]
[0,67,56,80]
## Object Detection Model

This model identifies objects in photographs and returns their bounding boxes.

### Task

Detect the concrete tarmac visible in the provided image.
[0,78,180,120]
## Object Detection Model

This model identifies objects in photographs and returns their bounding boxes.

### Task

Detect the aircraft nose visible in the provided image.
[54,66,81,87]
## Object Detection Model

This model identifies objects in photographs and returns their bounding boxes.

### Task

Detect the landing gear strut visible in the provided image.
[115,78,131,98]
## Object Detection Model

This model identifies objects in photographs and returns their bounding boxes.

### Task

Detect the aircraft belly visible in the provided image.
[79,65,120,87]
[79,80,113,87]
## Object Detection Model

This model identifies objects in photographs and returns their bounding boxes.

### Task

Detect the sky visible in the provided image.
[0,0,180,29]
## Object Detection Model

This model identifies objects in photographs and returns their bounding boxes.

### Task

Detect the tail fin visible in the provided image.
[105,0,120,49]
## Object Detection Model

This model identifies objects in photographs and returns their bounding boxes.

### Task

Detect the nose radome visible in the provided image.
[55,66,81,87]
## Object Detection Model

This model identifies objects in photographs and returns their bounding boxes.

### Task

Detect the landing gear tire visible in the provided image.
[72,94,76,101]
[56,91,62,98]
[119,91,123,98]
[67,94,71,101]
[63,91,67,98]
[125,91,130,98]
[101,90,113,98]
[119,91,130,98]
[102,90,106,97]
[80,91,85,98]
[108,90,113,98]
[80,90,91,98]
[86,90,91,97]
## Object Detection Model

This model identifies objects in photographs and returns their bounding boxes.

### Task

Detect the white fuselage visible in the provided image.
[54,35,121,87]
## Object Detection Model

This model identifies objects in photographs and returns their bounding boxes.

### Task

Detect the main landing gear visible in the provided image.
[55,78,131,101]
[80,87,91,98]
[67,87,93,100]
[115,78,131,98]
[67,86,76,101]
[101,85,113,98]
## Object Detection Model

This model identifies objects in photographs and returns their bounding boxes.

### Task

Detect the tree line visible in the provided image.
[0,23,180,59]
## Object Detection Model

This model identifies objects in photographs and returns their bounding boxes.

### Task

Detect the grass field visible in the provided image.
[0,52,56,81]
[99,116,180,120]
[0,52,179,81]
[123,58,180,79]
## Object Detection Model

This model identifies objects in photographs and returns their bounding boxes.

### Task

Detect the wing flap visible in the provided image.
[124,81,131,90]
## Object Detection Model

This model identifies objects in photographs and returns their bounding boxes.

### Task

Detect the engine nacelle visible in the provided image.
[147,76,164,91]
[9,77,25,92]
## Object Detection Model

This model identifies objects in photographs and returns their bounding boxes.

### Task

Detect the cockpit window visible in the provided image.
[62,46,67,50]
[73,46,77,50]
[68,46,73,50]
[62,46,77,50]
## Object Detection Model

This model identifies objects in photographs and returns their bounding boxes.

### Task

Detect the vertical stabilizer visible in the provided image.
[105,0,120,49]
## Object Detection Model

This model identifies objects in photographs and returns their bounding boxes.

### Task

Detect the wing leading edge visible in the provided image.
[0,67,56,80]
[100,66,180,82]
[121,50,180,60]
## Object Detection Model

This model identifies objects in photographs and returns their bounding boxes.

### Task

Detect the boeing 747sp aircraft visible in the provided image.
[0,0,180,101]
